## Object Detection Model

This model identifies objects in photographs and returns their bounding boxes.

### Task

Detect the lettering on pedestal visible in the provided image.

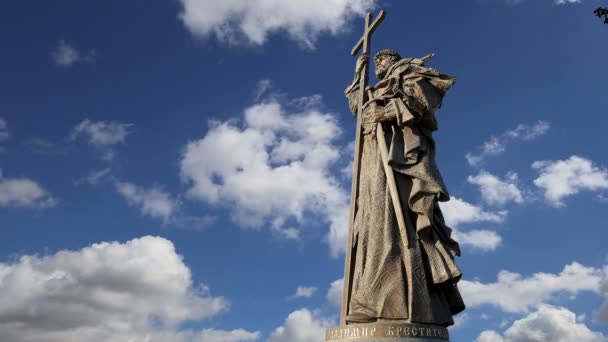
[326,324,449,340]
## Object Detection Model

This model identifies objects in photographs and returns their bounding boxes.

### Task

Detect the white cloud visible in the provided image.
[24,138,68,156]
[115,181,179,223]
[268,309,333,342]
[597,269,608,322]
[452,312,469,329]
[466,121,550,166]
[440,197,506,227]
[326,278,344,310]
[506,0,582,4]
[272,279,345,342]
[51,40,96,67]
[51,40,80,66]
[178,0,376,48]
[76,168,112,186]
[477,330,505,342]
[70,119,132,161]
[0,117,10,141]
[532,156,608,206]
[461,262,603,313]
[439,197,505,251]
[0,236,258,342]
[192,329,260,342]
[71,119,132,147]
[468,171,523,205]
[291,286,318,299]
[0,176,56,208]
[452,229,502,252]
[555,0,583,4]
[179,94,349,256]
[476,305,606,342]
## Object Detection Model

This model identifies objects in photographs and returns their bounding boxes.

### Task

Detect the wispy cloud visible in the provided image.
[51,40,96,67]
[466,121,550,167]
[114,181,179,223]
[289,286,318,299]
[75,168,112,186]
[504,0,583,5]
[70,119,132,161]
[554,0,583,4]
[0,117,10,142]
[24,138,69,156]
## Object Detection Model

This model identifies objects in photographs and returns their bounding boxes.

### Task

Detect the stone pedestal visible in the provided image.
[325,322,450,342]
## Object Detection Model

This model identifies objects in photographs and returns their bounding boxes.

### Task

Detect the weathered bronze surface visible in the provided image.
[338,9,465,329]
[326,322,449,341]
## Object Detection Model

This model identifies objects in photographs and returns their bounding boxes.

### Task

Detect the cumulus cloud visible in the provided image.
[0,236,260,342]
[466,121,549,166]
[51,40,96,66]
[178,0,376,48]
[0,175,56,208]
[191,329,260,342]
[476,305,605,342]
[452,229,502,252]
[532,156,608,206]
[180,92,349,256]
[115,181,179,223]
[327,278,344,310]
[461,262,603,313]
[268,309,333,342]
[290,286,318,299]
[70,119,132,161]
[440,197,505,251]
[440,197,506,227]
[468,171,523,206]
[597,270,608,322]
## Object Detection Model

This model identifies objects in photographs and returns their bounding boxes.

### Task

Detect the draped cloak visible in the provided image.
[344,54,465,326]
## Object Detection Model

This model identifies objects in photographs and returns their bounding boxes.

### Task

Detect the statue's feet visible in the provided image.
[345,312,377,323]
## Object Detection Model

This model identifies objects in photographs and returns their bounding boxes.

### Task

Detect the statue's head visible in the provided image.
[374,49,401,79]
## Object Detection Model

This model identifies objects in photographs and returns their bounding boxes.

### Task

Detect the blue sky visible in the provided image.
[1,0,608,341]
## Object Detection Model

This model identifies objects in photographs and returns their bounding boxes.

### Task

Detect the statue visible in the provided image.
[326,10,465,342]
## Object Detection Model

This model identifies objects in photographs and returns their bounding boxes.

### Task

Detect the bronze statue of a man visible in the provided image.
[342,49,465,326]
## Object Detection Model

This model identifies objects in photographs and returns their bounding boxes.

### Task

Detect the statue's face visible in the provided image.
[375,55,394,79]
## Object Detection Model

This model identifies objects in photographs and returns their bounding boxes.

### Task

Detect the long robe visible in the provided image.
[344,55,465,326]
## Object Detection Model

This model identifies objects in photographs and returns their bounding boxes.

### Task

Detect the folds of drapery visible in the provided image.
[344,55,465,320]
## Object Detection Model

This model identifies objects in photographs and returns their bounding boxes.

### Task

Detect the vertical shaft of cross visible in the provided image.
[341,10,385,325]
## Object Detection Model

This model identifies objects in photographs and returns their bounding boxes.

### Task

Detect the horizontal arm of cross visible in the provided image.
[351,10,385,56]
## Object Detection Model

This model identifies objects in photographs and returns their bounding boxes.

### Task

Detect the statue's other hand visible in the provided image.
[355,53,369,75]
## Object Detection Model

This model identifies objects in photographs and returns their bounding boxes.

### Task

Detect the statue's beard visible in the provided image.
[375,65,389,79]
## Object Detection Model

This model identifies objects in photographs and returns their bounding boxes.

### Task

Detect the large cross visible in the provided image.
[341,10,385,325]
